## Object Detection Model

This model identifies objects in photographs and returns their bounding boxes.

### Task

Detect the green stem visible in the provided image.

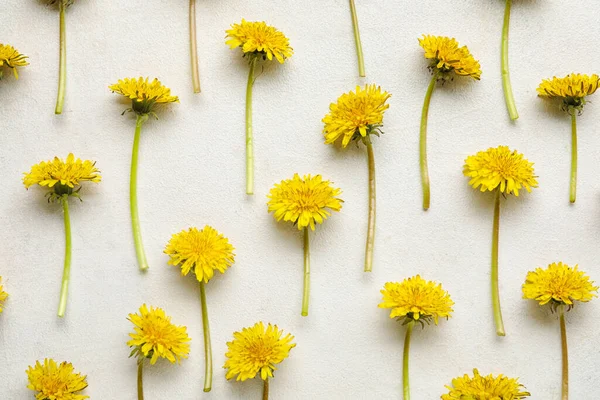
[301,228,310,317]
[263,378,269,400]
[501,0,519,120]
[403,321,414,400]
[55,0,67,114]
[200,281,213,392]
[245,56,258,195]
[559,306,569,400]
[189,0,201,93]
[364,138,376,272]
[349,0,366,77]
[131,114,149,271]
[420,74,436,211]
[570,113,577,203]
[137,360,144,400]
[57,195,71,317]
[491,190,505,336]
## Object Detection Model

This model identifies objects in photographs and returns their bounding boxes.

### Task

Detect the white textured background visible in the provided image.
[2,1,600,399]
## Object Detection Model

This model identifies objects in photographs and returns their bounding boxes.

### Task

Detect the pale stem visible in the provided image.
[491,190,506,336]
[301,228,311,317]
[263,378,269,400]
[189,0,201,93]
[137,360,144,400]
[131,114,149,271]
[364,137,376,272]
[420,74,437,211]
[349,0,366,77]
[570,113,577,204]
[403,320,415,400]
[501,0,519,120]
[57,195,71,317]
[200,281,213,392]
[560,306,569,400]
[245,56,258,195]
[55,0,67,114]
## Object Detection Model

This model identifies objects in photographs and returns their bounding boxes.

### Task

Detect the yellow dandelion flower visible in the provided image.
[165,226,235,283]
[128,304,191,365]
[224,322,296,382]
[0,43,28,79]
[267,173,343,231]
[463,146,537,197]
[323,84,391,148]
[226,20,293,63]
[537,73,599,107]
[442,369,530,400]
[0,277,7,313]
[419,35,481,80]
[23,153,101,194]
[523,262,598,307]
[379,275,454,324]
[26,359,89,400]
[109,77,179,115]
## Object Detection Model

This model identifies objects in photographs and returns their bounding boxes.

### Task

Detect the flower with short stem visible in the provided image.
[418,34,481,210]
[0,43,28,80]
[442,369,530,399]
[267,174,342,316]
[0,277,8,313]
[500,0,519,120]
[537,73,599,203]
[164,226,235,393]
[45,0,76,114]
[26,358,89,400]
[322,84,389,273]
[226,20,293,195]
[110,77,179,272]
[379,275,453,400]
[463,145,537,336]
[23,153,101,317]
[523,262,598,400]
[348,0,366,77]
[128,304,191,400]
[224,322,295,400]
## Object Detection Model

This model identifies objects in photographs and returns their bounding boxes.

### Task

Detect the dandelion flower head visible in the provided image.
[226,20,293,63]
[537,73,599,114]
[224,322,296,381]
[442,369,530,400]
[109,77,179,115]
[419,35,481,80]
[26,359,89,400]
[0,277,7,313]
[0,43,29,79]
[165,226,235,284]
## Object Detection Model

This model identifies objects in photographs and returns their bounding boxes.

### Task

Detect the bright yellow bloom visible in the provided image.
[419,35,481,80]
[463,146,537,196]
[0,277,7,313]
[442,369,530,400]
[0,43,29,79]
[26,359,89,400]
[226,20,293,63]
[537,73,599,113]
[523,262,598,307]
[267,174,343,230]
[23,153,101,194]
[379,275,454,324]
[165,226,235,283]
[127,304,191,365]
[322,84,391,147]
[224,322,296,381]
[109,77,179,115]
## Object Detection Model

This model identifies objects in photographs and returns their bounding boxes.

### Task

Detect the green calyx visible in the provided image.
[46,184,81,203]
[46,0,74,7]
[354,124,383,147]
[562,97,586,115]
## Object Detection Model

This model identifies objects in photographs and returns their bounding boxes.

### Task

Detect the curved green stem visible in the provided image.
[403,321,414,400]
[559,306,569,400]
[137,360,144,400]
[55,0,67,114]
[301,228,310,317]
[245,56,257,195]
[491,190,505,336]
[131,114,149,271]
[200,281,213,392]
[364,138,376,272]
[349,0,365,77]
[263,378,269,400]
[57,195,71,317]
[501,0,519,120]
[189,0,201,93]
[570,113,577,203]
[420,74,436,211]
